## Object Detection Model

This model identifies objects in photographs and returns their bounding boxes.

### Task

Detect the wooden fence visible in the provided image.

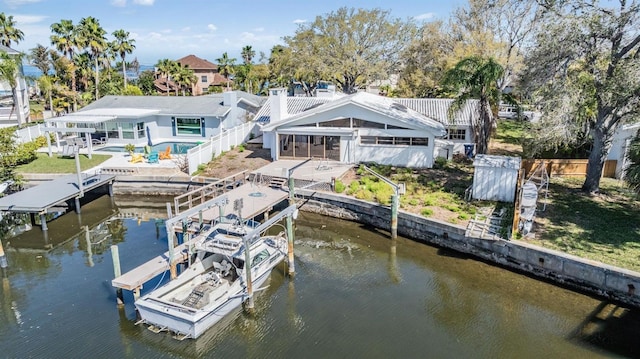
[522,159,617,178]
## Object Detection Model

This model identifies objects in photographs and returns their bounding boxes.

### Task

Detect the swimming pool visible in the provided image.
[98,142,199,154]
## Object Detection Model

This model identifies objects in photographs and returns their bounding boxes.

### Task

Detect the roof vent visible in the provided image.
[391,103,407,112]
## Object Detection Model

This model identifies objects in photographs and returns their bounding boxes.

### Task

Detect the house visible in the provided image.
[608,122,640,178]
[154,55,229,96]
[254,88,478,168]
[48,91,265,146]
[0,44,30,127]
[258,88,453,168]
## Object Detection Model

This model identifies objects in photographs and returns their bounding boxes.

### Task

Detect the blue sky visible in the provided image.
[4,0,462,66]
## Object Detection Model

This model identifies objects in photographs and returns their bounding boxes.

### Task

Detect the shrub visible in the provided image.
[434,156,449,169]
[354,188,374,201]
[124,143,135,153]
[347,180,361,195]
[408,198,419,206]
[237,144,245,152]
[421,208,434,217]
[334,179,346,193]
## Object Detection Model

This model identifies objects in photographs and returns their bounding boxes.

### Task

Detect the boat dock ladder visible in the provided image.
[269,177,287,188]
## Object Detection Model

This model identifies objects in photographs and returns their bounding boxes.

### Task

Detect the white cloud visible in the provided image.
[181,26,191,32]
[133,0,154,5]
[4,0,41,7]
[292,19,306,24]
[253,27,264,32]
[110,0,126,7]
[414,13,434,21]
[207,24,217,32]
[13,14,48,24]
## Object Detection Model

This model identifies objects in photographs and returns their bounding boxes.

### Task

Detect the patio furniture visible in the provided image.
[159,146,172,160]
[143,145,152,158]
[130,153,144,163]
[147,151,159,164]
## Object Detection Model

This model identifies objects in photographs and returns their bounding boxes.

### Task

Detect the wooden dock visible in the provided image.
[112,241,190,291]
[111,174,290,297]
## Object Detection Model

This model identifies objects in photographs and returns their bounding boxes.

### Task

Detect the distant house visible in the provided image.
[153,54,229,96]
[0,44,29,127]
[49,91,265,145]
[254,88,478,168]
[608,122,640,178]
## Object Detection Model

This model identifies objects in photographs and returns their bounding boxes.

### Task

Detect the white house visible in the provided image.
[0,44,30,128]
[255,89,478,168]
[608,122,640,178]
[53,91,265,145]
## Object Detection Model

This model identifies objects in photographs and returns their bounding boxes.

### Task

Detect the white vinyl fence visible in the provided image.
[186,122,260,175]
[13,123,49,143]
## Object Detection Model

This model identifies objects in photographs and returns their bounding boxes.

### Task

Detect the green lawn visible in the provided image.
[531,177,640,271]
[15,152,112,173]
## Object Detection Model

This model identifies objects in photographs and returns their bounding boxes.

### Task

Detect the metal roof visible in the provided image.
[393,98,480,126]
[260,92,446,135]
[254,94,478,127]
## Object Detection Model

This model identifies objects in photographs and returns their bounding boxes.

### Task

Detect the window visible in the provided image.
[352,118,385,129]
[176,118,202,135]
[136,122,145,138]
[201,75,208,83]
[319,118,351,128]
[447,129,466,140]
[121,122,135,139]
[360,136,429,146]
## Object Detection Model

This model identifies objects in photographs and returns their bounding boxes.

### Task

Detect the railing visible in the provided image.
[13,123,48,143]
[173,171,248,214]
[186,122,258,175]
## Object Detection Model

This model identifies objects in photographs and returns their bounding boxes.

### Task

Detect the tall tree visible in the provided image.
[174,66,196,96]
[155,58,178,96]
[38,75,54,118]
[624,130,640,193]
[241,45,255,65]
[0,13,24,47]
[111,29,136,88]
[521,0,640,194]
[50,19,79,109]
[216,52,236,90]
[0,51,26,125]
[283,7,416,94]
[77,16,107,100]
[28,44,51,75]
[442,56,504,155]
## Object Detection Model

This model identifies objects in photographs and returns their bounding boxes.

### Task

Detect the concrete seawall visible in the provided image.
[294,189,640,308]
[19,174,640,308]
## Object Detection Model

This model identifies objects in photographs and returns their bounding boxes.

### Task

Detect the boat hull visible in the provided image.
[135,270,273,339]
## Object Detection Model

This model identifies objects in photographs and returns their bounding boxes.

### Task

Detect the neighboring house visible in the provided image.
[154,54,228,96]
[49,91,265,145]
[608,122,640,179]
[254,89,478,168]
[0,44,29,128]
[257,88,450,168]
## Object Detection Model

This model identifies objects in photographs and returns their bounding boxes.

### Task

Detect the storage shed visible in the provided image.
[471,155,521,202]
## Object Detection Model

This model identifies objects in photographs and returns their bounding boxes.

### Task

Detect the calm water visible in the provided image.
[1,194,639,358]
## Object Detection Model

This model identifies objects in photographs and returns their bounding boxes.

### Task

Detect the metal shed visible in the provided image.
[471,155,521,202]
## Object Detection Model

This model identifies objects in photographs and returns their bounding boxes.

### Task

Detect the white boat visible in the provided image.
[134,218,288,340]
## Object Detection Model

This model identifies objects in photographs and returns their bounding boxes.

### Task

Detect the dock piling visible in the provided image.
[111,245,124,306]
[40,213,48,231]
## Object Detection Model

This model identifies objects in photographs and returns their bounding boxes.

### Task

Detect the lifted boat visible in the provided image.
[134,218,288,340]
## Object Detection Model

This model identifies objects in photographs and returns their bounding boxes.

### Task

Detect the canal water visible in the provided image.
[1,194,638,358]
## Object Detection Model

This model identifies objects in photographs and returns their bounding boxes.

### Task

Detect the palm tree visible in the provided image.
[77,17,107,100]
[624,130,640,194]
[216,52,236,91]
[0,51,26,125]
[111,29,136,88]
[155,58,175,95]
[38,75,54,118]
[442,56,504,155]
[28,44,51,75]
[50,19,79,109]
[241,45,255,65]
[0,13,24,47]
[174,66,196,96]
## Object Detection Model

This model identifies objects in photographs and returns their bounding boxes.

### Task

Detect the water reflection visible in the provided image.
[0,197,639,358]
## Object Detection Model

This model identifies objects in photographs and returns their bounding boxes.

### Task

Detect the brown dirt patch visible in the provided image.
[202,145,273,179]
